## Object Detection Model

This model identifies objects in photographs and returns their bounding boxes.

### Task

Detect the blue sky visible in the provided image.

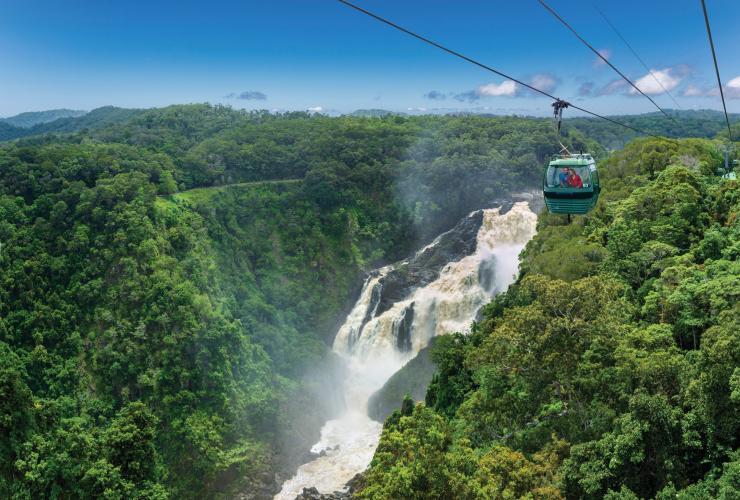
[2,0,740,117]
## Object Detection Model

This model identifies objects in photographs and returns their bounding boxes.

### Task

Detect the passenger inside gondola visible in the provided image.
[567,168,583,188]
[558,168,570,187]
[546,166,590,189]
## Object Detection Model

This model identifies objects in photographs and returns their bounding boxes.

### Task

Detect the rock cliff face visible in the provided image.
[366,338,438,422]
[394,303,415,352]
[373,210,485,317]
[367,191,541,325]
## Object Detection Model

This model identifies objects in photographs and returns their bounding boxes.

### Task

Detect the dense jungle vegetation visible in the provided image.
[358,138,740,499]
[0,104,737,498]
[0,104,597,498]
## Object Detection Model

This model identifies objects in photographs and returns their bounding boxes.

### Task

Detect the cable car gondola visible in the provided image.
[542,153,600,214]
[542,100,600,216]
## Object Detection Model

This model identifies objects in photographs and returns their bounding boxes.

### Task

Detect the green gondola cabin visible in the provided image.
[542,153,600,215]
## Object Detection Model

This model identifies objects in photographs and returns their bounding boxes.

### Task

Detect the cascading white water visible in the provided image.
[276,202,537,499]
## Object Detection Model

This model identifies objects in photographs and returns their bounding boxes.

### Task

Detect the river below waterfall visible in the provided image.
[275,201,538,499]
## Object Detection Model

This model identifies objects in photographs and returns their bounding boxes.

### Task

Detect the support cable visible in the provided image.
[592,2,682,110]
[700,0,733,141]
[337,0,677,143]
[537,0,679,125]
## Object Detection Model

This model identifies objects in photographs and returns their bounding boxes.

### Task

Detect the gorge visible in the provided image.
[2,105,736,499]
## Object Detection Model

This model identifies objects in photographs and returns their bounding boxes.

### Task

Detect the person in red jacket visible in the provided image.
[568,169,583,188]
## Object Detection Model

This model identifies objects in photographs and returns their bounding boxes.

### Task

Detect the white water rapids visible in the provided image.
[276,202,537,499]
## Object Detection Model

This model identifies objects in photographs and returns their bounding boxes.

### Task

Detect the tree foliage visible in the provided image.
[1,105,582,497]
[2,105,737,497]
[359,137,740,499]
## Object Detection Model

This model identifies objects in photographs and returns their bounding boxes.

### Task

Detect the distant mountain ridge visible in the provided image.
[349,109,407,117]
[0,109,87,128]
[0,106,144,141]
[1,105,737,145]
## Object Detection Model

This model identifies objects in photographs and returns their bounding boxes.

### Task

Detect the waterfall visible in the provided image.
[276,201,537,499]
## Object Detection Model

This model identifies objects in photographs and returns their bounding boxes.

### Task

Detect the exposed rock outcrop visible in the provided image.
[293,486,350,499]
[394,302,414,351]
[366,338,439,422]
[374,210,484,316]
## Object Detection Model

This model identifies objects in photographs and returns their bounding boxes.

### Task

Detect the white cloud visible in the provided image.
[726,75,740,98]
[682,85,704,97]
[529,73,558,93]
[597,78,628,96]
[593,48,612,67]
[630,68,682,95]
[701,76,740,99]
[307,106,323,113]
[478,80,518,97]
[456,74,557,101]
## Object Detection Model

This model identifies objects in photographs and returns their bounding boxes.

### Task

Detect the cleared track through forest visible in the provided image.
[168,178,303,202]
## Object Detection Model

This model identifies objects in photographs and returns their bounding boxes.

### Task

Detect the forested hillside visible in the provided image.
[357,138,739,499]
[0,107,143,142]
[564,109,740,149]
[20,104,605,242]
[2,104,737,498]
[0,105,596,497]
[2,104,737,151]
[0,109,86,129]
